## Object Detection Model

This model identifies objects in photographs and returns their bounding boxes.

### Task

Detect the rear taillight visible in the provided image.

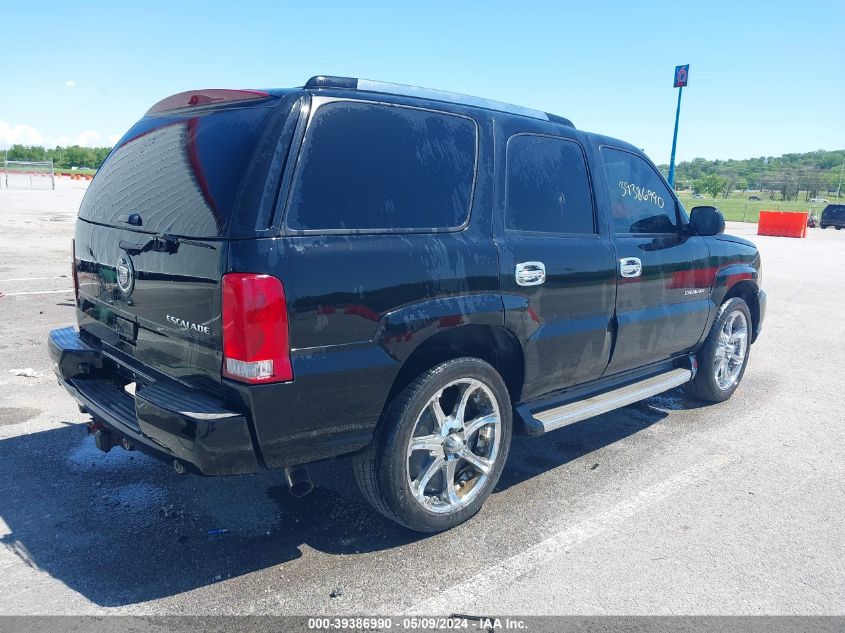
[221,273,292,384]
[71,239,79,305]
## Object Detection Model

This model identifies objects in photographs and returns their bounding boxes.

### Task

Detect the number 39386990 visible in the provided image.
[618,180,665,208]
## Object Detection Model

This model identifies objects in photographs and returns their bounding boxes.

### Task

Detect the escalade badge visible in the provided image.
[116,255,135,296]
[166,314,211,335]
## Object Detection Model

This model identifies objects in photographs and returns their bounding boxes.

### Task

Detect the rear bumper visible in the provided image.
[48,327,259,475]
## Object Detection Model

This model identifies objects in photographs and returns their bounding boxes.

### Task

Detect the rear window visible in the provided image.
[285,101,477,232]
[78,105,274,237]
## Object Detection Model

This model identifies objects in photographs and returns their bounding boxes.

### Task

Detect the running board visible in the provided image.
[524,368,692,435]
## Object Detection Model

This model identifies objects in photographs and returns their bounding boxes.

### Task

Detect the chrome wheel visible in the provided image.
[714,310,748,390]
[406,378,501,514]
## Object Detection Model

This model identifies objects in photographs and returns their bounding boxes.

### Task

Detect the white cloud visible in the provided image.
[65,80,76,88]
[50,131,107,147]
[75,130,101,147]
[1,120,112,149]
[0,120,44,149]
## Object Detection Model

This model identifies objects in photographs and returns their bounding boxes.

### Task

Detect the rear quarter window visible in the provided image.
[285,100,478,232]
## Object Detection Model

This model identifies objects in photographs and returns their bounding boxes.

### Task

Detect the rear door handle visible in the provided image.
[619,257,642,278]
[515,261,546,286]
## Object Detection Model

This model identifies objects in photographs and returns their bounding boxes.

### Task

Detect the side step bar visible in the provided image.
[525,368,692,435]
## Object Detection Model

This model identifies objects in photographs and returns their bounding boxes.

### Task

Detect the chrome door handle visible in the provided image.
[619,257,642,278]
[515,261,546,286]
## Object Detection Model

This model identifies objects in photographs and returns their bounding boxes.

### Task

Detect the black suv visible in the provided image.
[820,204,845,229]
[49,76,766,532]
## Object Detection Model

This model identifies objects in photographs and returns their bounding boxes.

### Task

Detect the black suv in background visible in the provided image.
[820,204,845,229]
[49,76,766,532]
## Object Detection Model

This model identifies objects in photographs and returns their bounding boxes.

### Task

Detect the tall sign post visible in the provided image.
[667,64,689,189]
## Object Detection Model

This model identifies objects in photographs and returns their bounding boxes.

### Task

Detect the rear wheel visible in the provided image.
[820,224,827,229]
[354,358,512,532]
[687,297,752,403]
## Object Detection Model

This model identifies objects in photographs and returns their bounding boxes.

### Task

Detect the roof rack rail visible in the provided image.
[304,76,574,127]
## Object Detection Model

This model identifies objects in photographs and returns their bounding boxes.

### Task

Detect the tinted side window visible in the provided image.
[505,135,595,234]
[601,147,678,234]
[286,101,477,231]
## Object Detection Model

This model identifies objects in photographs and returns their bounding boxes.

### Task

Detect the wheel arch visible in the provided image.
[383,324,525,416]
[712,264,761,343]
[724,281,760,341]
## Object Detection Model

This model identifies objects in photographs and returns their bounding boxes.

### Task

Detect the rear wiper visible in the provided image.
[118,233,215,255]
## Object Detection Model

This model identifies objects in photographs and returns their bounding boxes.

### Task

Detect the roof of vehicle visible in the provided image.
[302,75,575,128]
[301,77,649,162]
[144,78,647,164]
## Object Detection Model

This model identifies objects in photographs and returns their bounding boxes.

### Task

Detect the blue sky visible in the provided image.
[1,0,842,164]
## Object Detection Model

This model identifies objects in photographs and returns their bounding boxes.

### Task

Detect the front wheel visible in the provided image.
[354,357,512,532]
[687,297,752,403]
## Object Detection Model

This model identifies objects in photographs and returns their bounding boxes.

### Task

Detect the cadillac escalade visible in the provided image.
[49,76,766,532]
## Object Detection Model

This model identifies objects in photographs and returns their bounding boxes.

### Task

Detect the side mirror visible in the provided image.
[689,206,725,236]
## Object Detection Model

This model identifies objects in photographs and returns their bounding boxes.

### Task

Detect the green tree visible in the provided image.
[62,146,90,168]
[695,173,728,198]
[6,144,46,161]
[4,143,114,169]
[664,148,845,200]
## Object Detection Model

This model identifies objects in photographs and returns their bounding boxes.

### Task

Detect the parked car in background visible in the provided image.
[48,75,766,533]
[747,195,761,201]
[809,197,829,204]
[820,204,845,229]
[692,193,706,199]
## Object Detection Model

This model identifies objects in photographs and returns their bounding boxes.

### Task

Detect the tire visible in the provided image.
[354,357,512,532]
[687,297,752,403]
[820,224,827,229]
[836,226,842,231]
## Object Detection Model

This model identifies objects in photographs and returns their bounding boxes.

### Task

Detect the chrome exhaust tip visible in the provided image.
[284,466,314,498]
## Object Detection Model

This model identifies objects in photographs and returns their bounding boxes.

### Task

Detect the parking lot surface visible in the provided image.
[0,181,843,615]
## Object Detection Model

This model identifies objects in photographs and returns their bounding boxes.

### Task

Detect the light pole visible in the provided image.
[668,89,683,187]
[667,65,689,189]
[837,158,844,199]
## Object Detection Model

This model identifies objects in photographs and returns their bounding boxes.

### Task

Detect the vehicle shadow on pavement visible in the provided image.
[0,423,421,607]
[0,389,701,607]
[496,388,707,490]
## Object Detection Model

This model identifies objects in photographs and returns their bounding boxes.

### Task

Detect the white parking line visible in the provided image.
[0,289,73,297]
[0,276,67,282]
[403,455,730,615]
